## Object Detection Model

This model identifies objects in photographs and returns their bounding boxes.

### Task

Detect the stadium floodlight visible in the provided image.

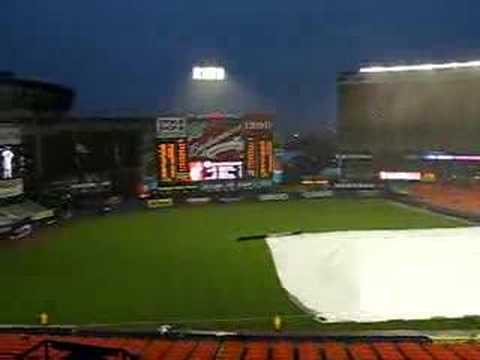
[359,60,480,73]
[192,66,226,81]
[423,154,480,161]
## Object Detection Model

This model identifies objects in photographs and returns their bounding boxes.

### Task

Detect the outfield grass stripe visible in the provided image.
[0,199,466,330]
[80,314,313,328]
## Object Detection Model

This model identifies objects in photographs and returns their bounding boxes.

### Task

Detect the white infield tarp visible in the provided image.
[266,227,480,322]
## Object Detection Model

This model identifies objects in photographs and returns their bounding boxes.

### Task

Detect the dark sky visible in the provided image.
[4,0,480,133]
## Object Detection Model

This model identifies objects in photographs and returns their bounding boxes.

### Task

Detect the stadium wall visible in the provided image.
[338,67,480,155]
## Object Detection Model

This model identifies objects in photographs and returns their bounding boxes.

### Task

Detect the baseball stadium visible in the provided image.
[3,61,480,359]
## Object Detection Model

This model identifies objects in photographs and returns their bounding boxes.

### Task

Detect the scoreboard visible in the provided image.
[156,114,273,184]
[245,138,273,179]
[156,139,189,182]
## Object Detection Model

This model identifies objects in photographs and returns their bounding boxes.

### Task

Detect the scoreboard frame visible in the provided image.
[156,114,273,185]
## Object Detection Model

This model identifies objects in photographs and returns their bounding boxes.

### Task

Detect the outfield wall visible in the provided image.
[143,186,384,209]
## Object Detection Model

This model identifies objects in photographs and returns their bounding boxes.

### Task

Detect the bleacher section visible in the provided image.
[0,200,53,221]
[1,333,480,359]
[0,200,55,237]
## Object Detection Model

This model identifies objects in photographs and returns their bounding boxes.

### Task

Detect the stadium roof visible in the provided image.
[359,60,480,73]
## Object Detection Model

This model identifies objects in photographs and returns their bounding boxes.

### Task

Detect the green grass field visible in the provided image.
[0,198,475,331]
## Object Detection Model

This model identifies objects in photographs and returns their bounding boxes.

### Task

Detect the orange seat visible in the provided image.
[320,342,348,360]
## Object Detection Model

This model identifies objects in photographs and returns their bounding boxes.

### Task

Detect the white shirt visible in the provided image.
[1,149,14,169]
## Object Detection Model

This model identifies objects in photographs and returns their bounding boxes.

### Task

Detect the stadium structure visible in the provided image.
[0,72,275,235]
[4,67,480,359]
[0,72,275,194]
[337,60,480,181]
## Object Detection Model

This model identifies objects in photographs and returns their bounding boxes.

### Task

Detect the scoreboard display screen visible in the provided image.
[244,138,274,179]
[245,139,257,177]
[156,139,190,182]
[156,114,273,183]
[260,139,273,178]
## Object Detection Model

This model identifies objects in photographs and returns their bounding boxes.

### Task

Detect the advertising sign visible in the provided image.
[146,198,174,208]
[242,113,273,136]
[156,117,187,139]
[301,190,334,199]
[379,171,422,181]
[334,183,377,189]
[188,117,244,162]
[258,193,289,201]
[185,197,212,204]
[219,197,244,203]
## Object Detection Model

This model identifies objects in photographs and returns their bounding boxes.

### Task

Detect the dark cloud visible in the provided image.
[5,0,480,133]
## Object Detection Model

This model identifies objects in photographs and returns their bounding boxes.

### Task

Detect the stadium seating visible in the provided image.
[243,341,269,360]
[397,342,433,360]
[297,342,317,360]
[162,340,197,360]
[410,182,480,215]
[271,341,293,360]
[215,341,243,360]
[0,200,53,234]
[423,344,462,360]
[143,339,173,360]
[189,340,219,360]
[320,342,349,360]
[373,343,404,360]
[447,343,480,358]
[348,343,378,360]
[2,333,480,359]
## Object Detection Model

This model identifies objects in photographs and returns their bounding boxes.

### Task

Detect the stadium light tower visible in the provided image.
[359,60,480,73]
[192,66,226,81]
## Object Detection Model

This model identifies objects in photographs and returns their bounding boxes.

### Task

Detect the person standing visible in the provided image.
[1,148,14,179]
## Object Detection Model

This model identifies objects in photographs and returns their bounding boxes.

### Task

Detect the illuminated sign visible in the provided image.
[157,144,168,180]
[156,140,190,182]
[167,144,176,180]
[189,161,243,181]
[258,140,273,178]
[155,113,274,185]
[259,141,267,178]
[266,140,273,174]
[157,142,178,182]
[177,140,189,173]
[246,140,257,177]
[424,154,480,161]
[192,66,226,81]
[379,171,422,181]
[244,120,272,131]
[334,183,377,189]
[336,154,373,160]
